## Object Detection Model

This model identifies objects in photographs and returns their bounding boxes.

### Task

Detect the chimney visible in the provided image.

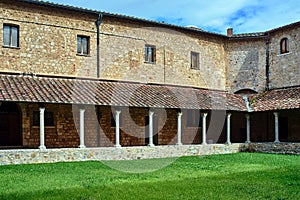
[227,28,233,36]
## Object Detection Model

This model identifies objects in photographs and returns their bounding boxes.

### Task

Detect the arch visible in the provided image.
[280,38,289,54]
[234,89,258,95]
[0,102,22,147]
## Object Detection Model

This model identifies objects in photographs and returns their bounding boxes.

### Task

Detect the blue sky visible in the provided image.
[49,0,300,34]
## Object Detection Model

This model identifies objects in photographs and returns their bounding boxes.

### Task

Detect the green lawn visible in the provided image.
[0,153,299,200]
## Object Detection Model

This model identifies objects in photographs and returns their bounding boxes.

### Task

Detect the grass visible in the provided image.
[0,153,299,199]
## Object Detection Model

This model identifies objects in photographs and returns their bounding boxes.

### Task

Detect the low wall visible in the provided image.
[1,143,299,166]
[240,143,300,155]
[0,144,241,165]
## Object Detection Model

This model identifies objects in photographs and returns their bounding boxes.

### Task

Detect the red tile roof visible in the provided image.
[249,87,300,111]
[0,74,246,111]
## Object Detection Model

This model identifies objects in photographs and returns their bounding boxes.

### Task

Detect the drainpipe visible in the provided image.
[265,34,270,91]
[95,14,103,79]
[95,14,103,147]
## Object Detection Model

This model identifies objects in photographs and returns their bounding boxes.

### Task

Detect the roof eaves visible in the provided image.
[17,0,227,38]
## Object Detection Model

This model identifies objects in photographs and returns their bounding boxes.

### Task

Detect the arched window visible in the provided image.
[280,38,289,54]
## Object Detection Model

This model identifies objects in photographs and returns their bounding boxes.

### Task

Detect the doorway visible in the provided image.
[0,102,22,146]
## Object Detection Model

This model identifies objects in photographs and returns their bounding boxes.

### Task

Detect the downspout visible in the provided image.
[265,33,270,91]
[95,13,103,79]
[95,14,103,147]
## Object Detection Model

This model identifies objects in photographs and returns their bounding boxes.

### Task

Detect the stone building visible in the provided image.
[0,0,299,154]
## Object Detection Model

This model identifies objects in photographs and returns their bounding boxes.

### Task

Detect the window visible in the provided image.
[191,52,200,70]
[3,24,19,48]
[33,111,54,126]
[187,110,201,127]
[77,35,90,55]
[280,38,289,54]
[145,45,156,63]
[111,112,122,127]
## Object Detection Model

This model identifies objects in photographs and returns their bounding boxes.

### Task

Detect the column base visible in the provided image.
[148,144,155,147]
[176,143,182,146]
[39,145,46,150]
[79,145,86,149]
[274,140,280,144]
[245,141,251,144]
[202,142,207,145]
[225,142,232,145]
[114,144,122,148]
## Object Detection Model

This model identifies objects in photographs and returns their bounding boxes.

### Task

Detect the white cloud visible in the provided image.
[49,0,300,34]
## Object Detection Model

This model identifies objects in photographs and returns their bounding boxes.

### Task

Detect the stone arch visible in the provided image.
[234,89,258,95]
[0,102,22,147]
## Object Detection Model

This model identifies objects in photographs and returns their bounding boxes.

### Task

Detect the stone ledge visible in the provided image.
[240,143,300,155]
[0,144,241,165]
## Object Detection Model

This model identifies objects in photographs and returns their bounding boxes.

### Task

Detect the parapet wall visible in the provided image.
[0,144,240,165]
[240,143,300,155]
[1,143,299,166]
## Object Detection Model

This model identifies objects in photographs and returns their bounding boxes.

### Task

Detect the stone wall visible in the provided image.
[0,0,98,77]
[0,0,227,90]
[268,26,300,89]
[225,39,267,93]
[0,144,242,165]
[240,143,300,155]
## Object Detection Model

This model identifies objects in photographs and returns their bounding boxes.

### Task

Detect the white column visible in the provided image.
[79,109,86,148]
[39,107,46,150]
[202,113,208,145]
[176,112,182,145]
[274,112,280,143]
[115,110,121,148]
[226,113,232,145]
[148,110,155,147]
[245,114,251,143]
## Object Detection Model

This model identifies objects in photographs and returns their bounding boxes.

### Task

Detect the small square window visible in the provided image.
[33,111,55,126]
[191,52,200,70]
[187,110,201,127]
[3,24,19,48]
[77,35,90,55]
[145,45,156,63]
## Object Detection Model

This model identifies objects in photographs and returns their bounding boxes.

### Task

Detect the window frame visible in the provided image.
[186,110,201,127]
[77,35,90,56]
[280,38,289,54]
[3,24,19,48]
[33,111,55,127]
[145,44,156,64]
[191,51,200,70]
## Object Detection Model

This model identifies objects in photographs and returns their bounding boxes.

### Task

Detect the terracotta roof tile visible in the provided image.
[249,87,300,111]
[0,74,247,111]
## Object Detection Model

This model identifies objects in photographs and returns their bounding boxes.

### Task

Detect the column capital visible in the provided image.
[201,113,208,118]
[178,112,183,117]
[149,110,154,116]
[245,114,250,119]
[227,113,232,117]
[39,107,45,112]
[273,112,280,117]
[115,110,121,114]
